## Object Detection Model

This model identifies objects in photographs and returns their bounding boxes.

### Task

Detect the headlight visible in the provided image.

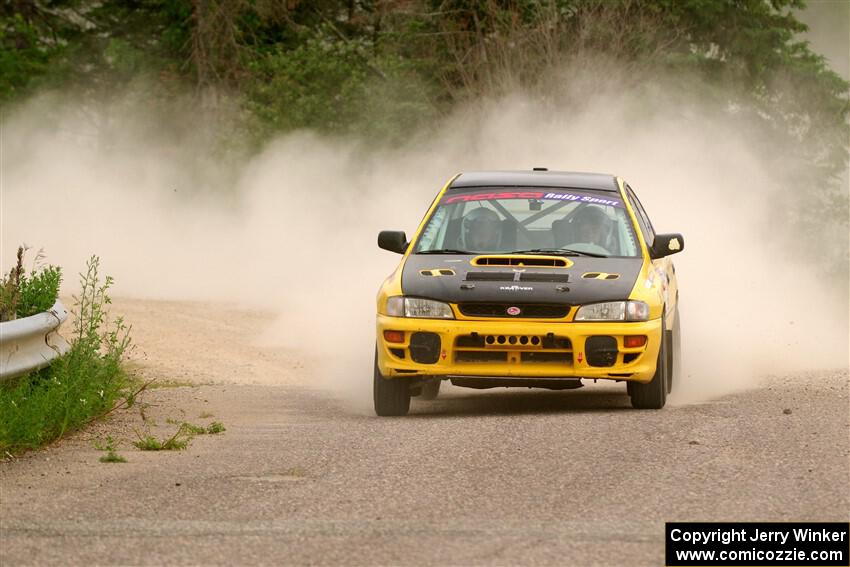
[385,296,454,319]
[386,296,405,317]
[574,301,649,322]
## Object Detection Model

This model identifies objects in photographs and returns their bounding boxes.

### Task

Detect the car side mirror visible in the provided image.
[650,233,684,259]
[378,230,408,254]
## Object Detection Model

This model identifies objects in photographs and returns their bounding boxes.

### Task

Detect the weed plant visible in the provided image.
[133,435,189,451]
[132,419,225,451]
[95,436,127,463]
[99,451,127,463]
[0,256,135,455]
[180,422,207,436]
[179,421,226,435]
[133,423,193,451]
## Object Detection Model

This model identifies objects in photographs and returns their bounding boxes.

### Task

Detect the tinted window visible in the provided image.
[625,184,655,246]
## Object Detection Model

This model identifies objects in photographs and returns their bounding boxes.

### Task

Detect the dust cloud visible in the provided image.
[2,67,847,409]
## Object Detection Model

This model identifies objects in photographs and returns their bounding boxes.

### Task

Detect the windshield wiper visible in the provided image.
[510,248,609,258]
[417,248,472,255]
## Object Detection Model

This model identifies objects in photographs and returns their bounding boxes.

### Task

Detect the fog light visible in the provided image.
[624,335,647,348]
[383,330,405,343]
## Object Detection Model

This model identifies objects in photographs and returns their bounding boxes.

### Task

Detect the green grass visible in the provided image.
[0,256,133,455]
[206,421,225,434]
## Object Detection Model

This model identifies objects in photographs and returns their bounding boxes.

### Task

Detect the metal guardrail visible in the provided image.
[0,300,70,381]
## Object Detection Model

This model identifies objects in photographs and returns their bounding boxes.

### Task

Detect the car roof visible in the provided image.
[449,170,619,192]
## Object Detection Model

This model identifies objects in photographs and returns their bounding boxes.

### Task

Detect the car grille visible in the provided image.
[453,333,573,366]
[457,303,570,318]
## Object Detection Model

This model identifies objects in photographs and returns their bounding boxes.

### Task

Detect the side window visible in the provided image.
[625,185,655,246]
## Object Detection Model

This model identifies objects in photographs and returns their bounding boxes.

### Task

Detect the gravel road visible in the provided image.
[1,299,848,566]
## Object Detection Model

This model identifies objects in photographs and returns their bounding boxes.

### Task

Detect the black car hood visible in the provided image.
[401,254,642,305]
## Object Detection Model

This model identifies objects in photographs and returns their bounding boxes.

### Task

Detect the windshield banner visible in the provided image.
[442,188,623,208]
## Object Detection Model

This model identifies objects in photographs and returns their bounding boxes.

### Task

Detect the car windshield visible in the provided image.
[415,187,640,257]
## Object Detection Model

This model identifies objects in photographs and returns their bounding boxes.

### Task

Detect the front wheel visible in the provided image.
[629,316,668,409]
[373,351,411,416]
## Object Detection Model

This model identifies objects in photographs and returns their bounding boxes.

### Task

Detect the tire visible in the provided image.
[373,350,411,416]
[629,314,668,409]
[667,306,681,394]
[419,380,441,401]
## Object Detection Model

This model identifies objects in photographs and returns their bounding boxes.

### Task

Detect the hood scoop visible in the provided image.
[466,271,570,283]
[472,255,570,268]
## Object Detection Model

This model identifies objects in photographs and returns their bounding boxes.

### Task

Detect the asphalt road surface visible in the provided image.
[1,300,848,566]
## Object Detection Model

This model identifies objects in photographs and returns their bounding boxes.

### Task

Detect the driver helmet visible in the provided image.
[461,207,502,251]
[572,206,610,246]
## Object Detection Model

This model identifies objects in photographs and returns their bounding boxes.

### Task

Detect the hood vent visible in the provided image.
[582,272,620,280]
[473,255,569,268]
[521,273,571,283]
[466,271,515,282]
[420,269,456,277]
[465,272,571,283]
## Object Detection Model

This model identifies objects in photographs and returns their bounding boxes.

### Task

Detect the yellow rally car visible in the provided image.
[375,170,683,415]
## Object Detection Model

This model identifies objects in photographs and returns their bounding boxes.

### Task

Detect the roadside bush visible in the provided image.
[19,265,62,318]
[0,248,22,322]
[0,246,62,321]
[245,26,437,144]
[0,256,133,455]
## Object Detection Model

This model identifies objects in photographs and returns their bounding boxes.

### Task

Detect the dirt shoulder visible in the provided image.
[107,297,308,387]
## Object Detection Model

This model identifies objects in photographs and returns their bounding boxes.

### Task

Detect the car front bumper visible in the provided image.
[376,314,662,384]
